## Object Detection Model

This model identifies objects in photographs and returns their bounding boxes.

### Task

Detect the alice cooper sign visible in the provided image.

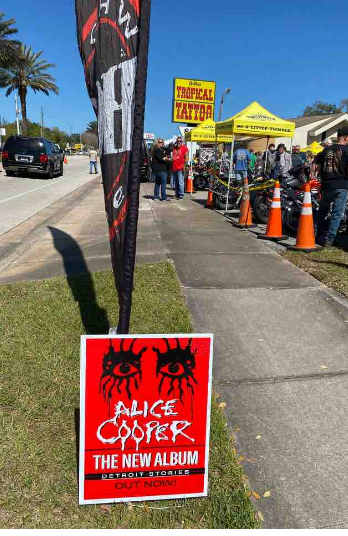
[79,334,213,504]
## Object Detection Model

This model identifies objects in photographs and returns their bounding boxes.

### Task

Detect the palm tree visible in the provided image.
[86,120,98,135]
[0,45,59,134]
[0,12,21,68]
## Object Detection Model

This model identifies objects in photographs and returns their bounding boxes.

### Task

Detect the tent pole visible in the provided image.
[219,145,223,174]
[264,136,270,175]
[225,132,235,214]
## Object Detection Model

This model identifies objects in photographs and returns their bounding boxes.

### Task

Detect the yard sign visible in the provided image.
[79,334,213,504]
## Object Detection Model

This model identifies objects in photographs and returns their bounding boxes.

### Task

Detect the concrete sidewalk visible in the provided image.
[2,179,348,528]
[141,183,348,529]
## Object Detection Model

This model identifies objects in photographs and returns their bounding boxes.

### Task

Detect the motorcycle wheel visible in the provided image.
[193,175,207,190]
[252,194,270,224]
[214,193,234,211]
[282,207,300,234]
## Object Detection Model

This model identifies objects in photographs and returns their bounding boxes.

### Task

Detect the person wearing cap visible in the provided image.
[316,128,348,247]
[171,136,189,200]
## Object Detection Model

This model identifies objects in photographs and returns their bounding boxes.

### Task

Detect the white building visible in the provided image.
[247,112,348,152]
[276,112,348,149]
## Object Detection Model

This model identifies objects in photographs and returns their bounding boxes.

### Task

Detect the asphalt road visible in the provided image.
[0,155,97,236]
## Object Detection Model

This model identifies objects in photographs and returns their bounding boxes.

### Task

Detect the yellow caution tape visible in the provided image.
[211,172,275,192]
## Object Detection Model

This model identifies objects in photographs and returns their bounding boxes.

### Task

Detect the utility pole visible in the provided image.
[41,107,44,138]
[15,94,20,135]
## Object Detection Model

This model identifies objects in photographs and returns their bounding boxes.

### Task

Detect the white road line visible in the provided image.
[0,171,88,205]
[177,205,188,211]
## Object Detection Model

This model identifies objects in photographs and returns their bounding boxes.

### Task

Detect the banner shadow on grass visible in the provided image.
[48,226,110,334]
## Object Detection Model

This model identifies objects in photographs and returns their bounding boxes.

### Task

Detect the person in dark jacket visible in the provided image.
[263,143,277,177]
[151,139,171,201]
[316,128,348,246]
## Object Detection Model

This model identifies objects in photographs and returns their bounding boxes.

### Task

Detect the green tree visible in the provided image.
[86,120,98,135]
[0,45,59,135]
[340,99,348,113]
[1,119,69,147]
[0,12,21,68]
[302,101,342,117]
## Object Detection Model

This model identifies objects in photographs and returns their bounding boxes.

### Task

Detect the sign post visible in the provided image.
[79,334,213,505]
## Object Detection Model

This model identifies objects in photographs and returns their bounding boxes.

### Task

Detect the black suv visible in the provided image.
[2,135,64,179]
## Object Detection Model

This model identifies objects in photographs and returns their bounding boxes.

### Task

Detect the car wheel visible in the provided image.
[57,162,64,177]
[46,165,54,180]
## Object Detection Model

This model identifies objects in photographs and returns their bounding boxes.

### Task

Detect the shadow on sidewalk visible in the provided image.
[48,226,110,334]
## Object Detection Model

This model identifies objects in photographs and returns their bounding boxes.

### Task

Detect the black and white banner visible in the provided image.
[75,0,151,333]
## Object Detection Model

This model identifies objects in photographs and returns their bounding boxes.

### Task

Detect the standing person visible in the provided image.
[316,128,348,247]
[249,148,257,170]
[233,146,251,182]
[256,151,265,171]
[290,145,304,181]
[263,143,277,177]
[89,147,98,174]
[275,144,292,178]
[151,139,171,201]
[322,138,333,149]
[172,136,189,200]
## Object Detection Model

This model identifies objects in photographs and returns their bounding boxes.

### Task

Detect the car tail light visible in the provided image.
[39,154,48,164]
[2,151,9,159]
[143,158,148,164]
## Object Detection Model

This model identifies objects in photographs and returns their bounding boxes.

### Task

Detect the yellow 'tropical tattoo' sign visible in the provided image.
[172,78,216,124]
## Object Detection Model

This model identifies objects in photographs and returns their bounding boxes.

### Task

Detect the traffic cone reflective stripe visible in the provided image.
[205,175,215,208]
[185,171,196,193]
[287,183,321,252]
[235,178,257,228]
[258,180,288,241]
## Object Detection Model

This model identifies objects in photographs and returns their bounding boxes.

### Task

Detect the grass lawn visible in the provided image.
[0,262,258,529]
[283,246,348,298]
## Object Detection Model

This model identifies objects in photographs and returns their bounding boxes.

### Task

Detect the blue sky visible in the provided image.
[1,0,348,138]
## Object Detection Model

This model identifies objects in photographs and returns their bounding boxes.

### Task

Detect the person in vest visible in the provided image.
[316,128,348,247]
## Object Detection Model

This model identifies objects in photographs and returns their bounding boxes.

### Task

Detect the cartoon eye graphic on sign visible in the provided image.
[99,339,145,411]
[153,338,198,401]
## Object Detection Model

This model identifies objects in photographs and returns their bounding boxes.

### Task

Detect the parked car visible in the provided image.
[2,135,64,179]
[141,140,151,181]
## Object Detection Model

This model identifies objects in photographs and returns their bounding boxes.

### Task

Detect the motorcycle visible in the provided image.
[211,168,269,212]
[252,174,321,232]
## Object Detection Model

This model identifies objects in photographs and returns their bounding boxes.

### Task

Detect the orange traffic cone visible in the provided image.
[185,170,196,194]
[64,156,68,164]
[235,178,257,228]
[258,181,288,241]
[205,174,215,208]
[288,182,322,252]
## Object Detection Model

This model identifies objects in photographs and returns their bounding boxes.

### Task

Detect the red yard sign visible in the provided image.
[79,334,213,504]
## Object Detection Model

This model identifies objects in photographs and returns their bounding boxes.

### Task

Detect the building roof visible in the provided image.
[286,113,346,128]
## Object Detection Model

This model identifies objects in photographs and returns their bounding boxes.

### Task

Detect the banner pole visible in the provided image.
[225,132,235,215]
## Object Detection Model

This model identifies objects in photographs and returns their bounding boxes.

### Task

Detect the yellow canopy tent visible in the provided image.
[184,119,233,183]
[185,118,233,143]
[300,141,323,155]
[215,100,295,139]
[215,101,296,212]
